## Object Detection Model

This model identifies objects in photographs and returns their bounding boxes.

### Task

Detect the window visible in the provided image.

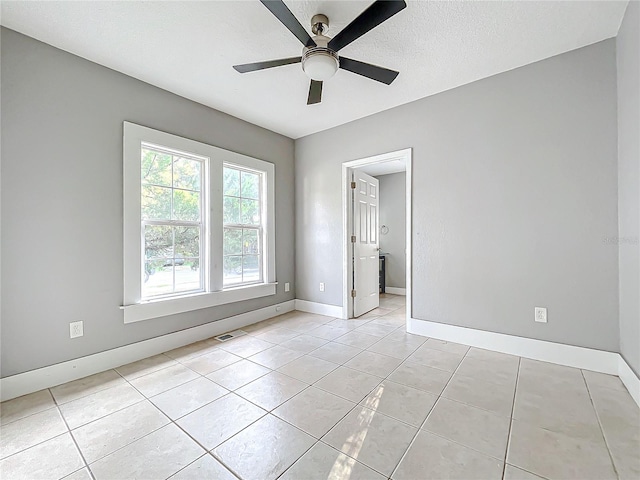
[123,123,276,323]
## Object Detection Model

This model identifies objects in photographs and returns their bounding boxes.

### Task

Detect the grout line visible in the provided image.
[501,356,521,480]
[50,388,97,480]
[388,339,468,479]
[581,369,621,479]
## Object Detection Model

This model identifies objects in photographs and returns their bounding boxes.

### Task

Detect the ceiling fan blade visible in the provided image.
[233,57,301,73]
[339,57,399,85]
[328,0,406,52]
[260,0,316,48]
[307,80,323,105]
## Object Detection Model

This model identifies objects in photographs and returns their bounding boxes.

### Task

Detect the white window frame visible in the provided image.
[122,122,276,323]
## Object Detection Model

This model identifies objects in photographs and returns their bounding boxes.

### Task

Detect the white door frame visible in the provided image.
[342,148,412,320]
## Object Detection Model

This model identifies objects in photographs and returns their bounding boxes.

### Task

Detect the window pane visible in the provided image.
[141,148,172,187]
[241,171,260,199]
[243,229,260,254]
[223,196,240,224]
[145,225,173,259]
[173,189,200,221]
[224,228,242,255]
[223,256,243,286]
[174,226,200,258]
[143,260,173,297]
[174,261,201,292]
[173,157,201,191]
[223,168,240,196]
[241,199,260,225]
[242,255,260,283]
[142,185,171,220]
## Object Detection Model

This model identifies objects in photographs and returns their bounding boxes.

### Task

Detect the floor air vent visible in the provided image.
[213,330,247,342]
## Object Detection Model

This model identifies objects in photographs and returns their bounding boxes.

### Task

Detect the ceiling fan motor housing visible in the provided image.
[302,34,339,81]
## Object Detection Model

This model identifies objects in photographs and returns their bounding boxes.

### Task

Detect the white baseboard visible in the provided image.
[384,287,406,296]
[0,300,295,402]
[295,299,343,318]
[618,356,640,408]
[408,317,620,375]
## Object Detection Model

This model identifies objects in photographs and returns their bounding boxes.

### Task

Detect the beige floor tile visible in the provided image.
[0,390,55,426]
[217,336,274,357]
[361,381,437,427]
[59,383,144,429]
[443,373,516,417]
[281,442,386,480]
[508,419,616,480]
[334,331,383,349]
[323,406,417,476]
[345,351,403,378]
[387,361,452,395]
[357,307,395,320]
[354,323,397,337]
[383,329,427,347]
[503,464,546,480]
[518,359,585,394]
[315,367,382,403]
[277,355,340,384]
[129,364,200,397]
[150,377,228,420]
[254,327,301,344]
[309,342,363,364]
[164,340,219,362]
[366,339,419,360]
[72,400,169,463]
[90,424,203,480]
[273,387,355,438]
[182,349,242,375]
[280,334,329,353]
[0,433,84,480]
[513,382,602,440]
[422,338,470,356]
[277,317,328,333]
[236,371,307,411]
[50,370,126,404]
[0,407,68,459]
[248,345,304,369]
[308,324,353,341]
[368,315,405,328]
[582,369,627,393]
[62,467,92,480]
[455,355,519,387]
[169,454,237,480]
[392,431,503,480]
[328,319,371,331]
[115,354,177,380]
[423,398,510,459]
[177,393,266,450]
[407,345,464,372]
[214,415,315,480]
[206,359,270,390]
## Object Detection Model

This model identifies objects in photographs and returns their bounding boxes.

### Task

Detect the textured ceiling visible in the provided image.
[1,1,628,139]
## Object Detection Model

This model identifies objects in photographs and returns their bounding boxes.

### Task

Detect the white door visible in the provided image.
[352,170,380,317]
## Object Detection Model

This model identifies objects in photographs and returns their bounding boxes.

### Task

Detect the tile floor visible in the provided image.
[1,294,638,480]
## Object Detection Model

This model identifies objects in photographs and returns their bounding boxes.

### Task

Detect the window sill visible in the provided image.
[121,282,277,323]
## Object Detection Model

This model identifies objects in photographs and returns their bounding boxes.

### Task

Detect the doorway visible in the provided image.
[342,148,412,320]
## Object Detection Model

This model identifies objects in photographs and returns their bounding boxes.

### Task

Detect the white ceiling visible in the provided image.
[359,159,406,176]
[1,1,628,139]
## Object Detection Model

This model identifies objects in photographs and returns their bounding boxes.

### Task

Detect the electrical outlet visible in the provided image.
[70,321,84,338]
[284,282,290,292]
[319,282,325,292]
[534,307,547,323]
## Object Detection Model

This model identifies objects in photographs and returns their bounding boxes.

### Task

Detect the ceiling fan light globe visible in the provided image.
[302,51,339,81]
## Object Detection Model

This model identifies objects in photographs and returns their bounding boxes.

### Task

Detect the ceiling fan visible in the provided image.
[233,0,407,105]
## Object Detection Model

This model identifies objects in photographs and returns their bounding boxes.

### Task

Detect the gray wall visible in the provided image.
[295,39,619,352]
[0,28,296,377]
[377,172,406,289]
[617,1,640,376]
